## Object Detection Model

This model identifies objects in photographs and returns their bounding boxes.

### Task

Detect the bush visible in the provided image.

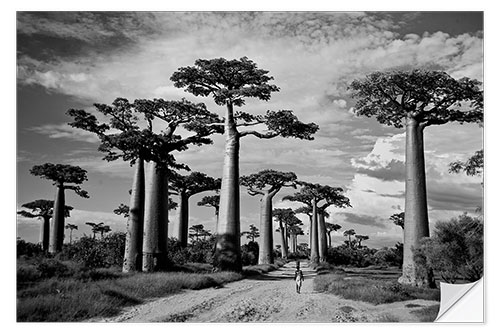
[414,213,483,283]
[326,245,377,267]
[60,232,126,268]
[17,239,43,258]
[36,259,74,279]
[373,242,403,267]
[241,241,259,266]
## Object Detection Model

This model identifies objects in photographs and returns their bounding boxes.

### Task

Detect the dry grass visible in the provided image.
[314,274,440,305]
[17,270,242,322]
[410,304,440,322]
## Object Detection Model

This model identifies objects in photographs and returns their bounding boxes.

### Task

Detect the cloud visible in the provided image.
[338,212,388,229]
[354,159,405,182]
[28,123,100,143]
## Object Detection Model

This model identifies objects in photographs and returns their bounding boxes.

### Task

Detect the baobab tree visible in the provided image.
[170,171,220,247]
[171,57,319,271]
[240,169,297,264]
[241,224,260,243]
[390,212,405,230]
[325,222,342,248]
[272,208,301,259]
[17,200,73,251]
[355,235,369,247]
[349,69,483,286]
[343,229,356,248]
[30,164,89,253]
[284,182,350,263]
[65,223,78,244]
[68,97,221,272]
[287,220,304,253]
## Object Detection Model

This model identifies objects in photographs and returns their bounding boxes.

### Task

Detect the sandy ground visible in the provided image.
[99,261,439,323]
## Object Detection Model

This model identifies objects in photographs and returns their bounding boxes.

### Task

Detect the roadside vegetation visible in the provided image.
[314,273,440,305]
[17,233,284,322]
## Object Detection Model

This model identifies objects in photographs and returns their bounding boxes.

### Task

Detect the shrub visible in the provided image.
[373,242,403,267]
[17,239,43,258]
[326,245,376,267]
[414,213,483,283]
[36,259,74,279]
[17,264,42,287]
[60,232,126,268]
[241,241,259,266]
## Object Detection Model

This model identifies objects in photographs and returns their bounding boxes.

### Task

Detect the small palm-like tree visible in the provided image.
[86,222,103,239]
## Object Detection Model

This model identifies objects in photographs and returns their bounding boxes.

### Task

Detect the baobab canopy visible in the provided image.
[171,57,280,107]
[349,70,483,128]
[30,163,89,198]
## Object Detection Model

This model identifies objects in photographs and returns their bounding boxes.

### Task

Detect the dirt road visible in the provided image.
[102,261,439,323]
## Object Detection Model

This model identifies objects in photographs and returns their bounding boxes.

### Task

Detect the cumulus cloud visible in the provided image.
[28,123,101,143]
[354,159,405,182]
[338,212,388,229]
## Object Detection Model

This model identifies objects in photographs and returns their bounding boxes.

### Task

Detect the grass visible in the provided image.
[17,270,243,322]
[314,273,440,305]
[242,259,286,276]
[411,304,440,322]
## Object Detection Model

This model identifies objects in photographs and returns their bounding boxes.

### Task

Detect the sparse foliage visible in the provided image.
[390,212,405,229]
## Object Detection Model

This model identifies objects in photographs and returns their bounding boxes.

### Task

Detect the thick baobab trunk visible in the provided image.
[399,117,432,286]
[318,212,328,262]
[143,162,168,272]
[279,220,288,259]
[215,102,242,271]
[177,191,189,247]
[310,199,319,263]
[40,216,50,251]
[123,158,145,273]
[258,193,274,264]
[49,182,65,253]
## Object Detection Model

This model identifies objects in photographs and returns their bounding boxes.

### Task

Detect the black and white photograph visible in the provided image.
[15,9,485,324]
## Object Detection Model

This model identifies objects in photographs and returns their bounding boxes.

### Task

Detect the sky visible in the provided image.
[16,11,484,249]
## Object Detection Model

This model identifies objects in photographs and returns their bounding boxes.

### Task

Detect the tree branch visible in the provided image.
[236,121,265,127]
[247,187,264,196]
[239,130,279,139]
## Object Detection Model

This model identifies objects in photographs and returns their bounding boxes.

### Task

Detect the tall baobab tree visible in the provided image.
[65,223,78,244]
[286,219,304,253]
[349,69,483,286]
[17,200,73,251]
[169,171,220,247]
[272,208,301,259]
[284,182,350,263]
[68,97,221,272]
[30,164,89,253]
[171,57,319,271]
[325,222,342,248]
[240,169,297,264]
[343,229,356,248]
